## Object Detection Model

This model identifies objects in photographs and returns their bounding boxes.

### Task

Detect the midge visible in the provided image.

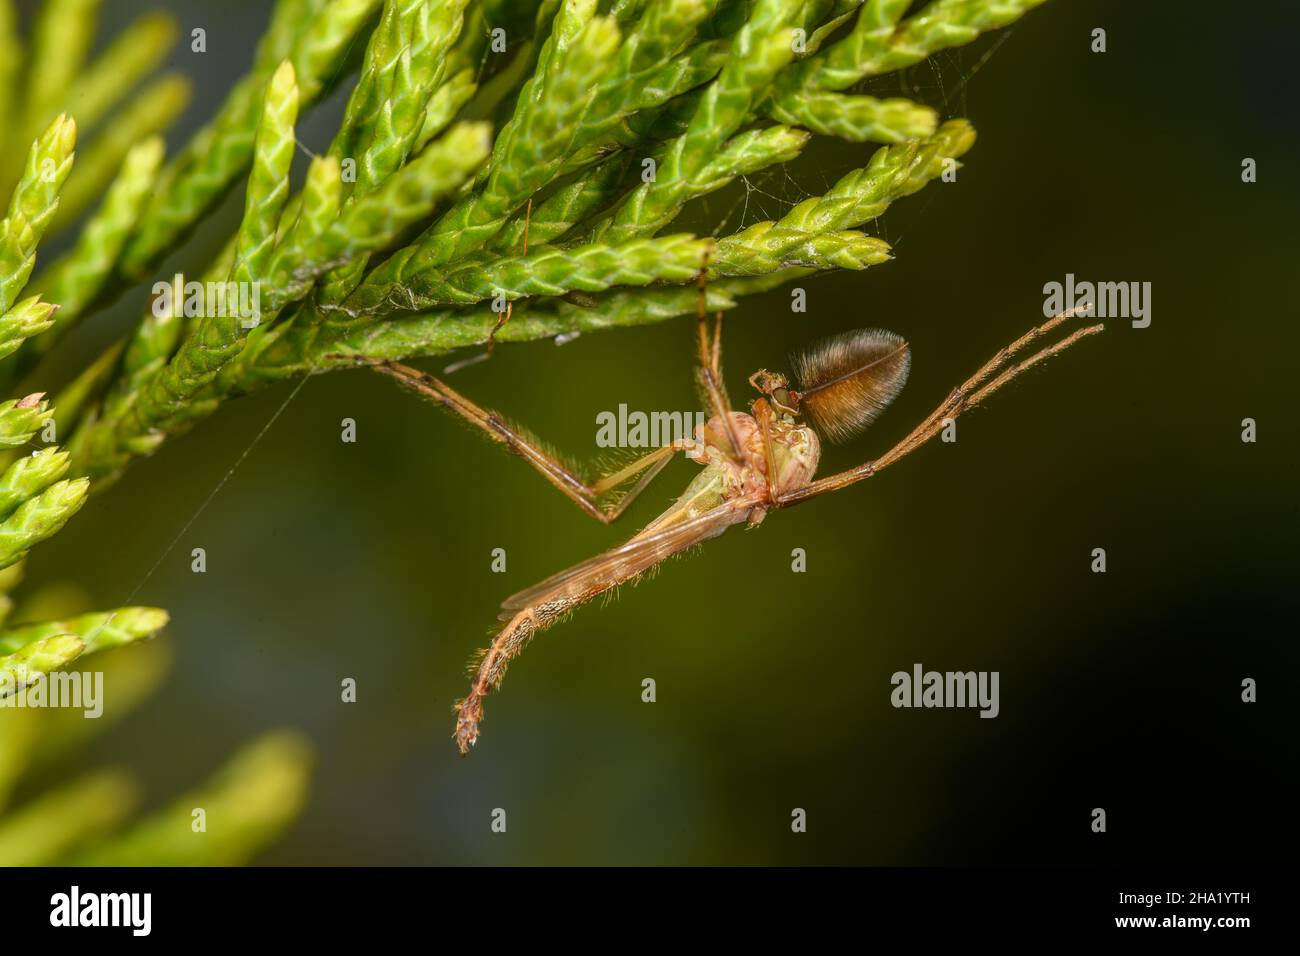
[376,276,1102,754]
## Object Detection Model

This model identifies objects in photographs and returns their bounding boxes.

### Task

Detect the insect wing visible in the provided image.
[499,501,748,617]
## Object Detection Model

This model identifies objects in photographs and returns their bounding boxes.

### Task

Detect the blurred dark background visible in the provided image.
[14,0,1298,864]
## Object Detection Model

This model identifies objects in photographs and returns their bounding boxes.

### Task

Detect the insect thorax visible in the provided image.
[692,412,820,502]
[768,420,821,497]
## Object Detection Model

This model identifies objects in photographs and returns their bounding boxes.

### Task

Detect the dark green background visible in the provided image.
[16,0,1298,864]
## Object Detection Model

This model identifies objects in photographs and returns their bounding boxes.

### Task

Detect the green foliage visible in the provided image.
[0,639,312,867]
[0,0,1051,864]
[0,120,157,694]
[0,0,190,229]
[65,731,313,866]
[13,0,1047,486]
[0,114,75,317]
[0,13,311,866]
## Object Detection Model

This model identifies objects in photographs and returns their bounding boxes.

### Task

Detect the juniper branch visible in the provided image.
[15,138,164,370]
[768,91,937,143]
[56,12,178,135]
[0,477,88,571]
[0,447,70,521]
[0,394,51,447]
[0,633,84,696]
[0,3,18,162]
[44,0,1046,495]
[0,607,169,657]
[66,732,313,866]
[120,0,382,278]
[53,75,190,231]
[594,0,801,243]
[772,0,1046,100]
[373,232,712,309]
[353,1,624,296]
[116,63,302,444]
[21,0,99,138]
[0,114,75,315]
[232,62,301,290]
[0,297,57,362]
[0,770,138,867]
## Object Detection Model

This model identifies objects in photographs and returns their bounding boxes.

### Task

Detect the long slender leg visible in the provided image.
[865,304,1097,469]
[777,312,1104,507]
[752,397,782,502]
[873,310,1100,471]
[374,361,689,523]
[693,253,745,462]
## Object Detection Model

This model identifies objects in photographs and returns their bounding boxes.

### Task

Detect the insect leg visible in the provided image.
[752,397,782,502]
[693,250,745,462]
[776,314,1105,507]
[374,361,687,523]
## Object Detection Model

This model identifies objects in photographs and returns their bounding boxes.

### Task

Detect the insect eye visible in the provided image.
[771,386,794,411]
